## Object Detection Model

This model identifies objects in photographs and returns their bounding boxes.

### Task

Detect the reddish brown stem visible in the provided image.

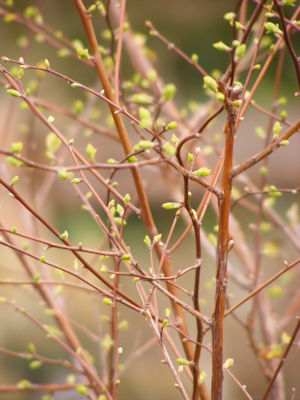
[211,105,236,400]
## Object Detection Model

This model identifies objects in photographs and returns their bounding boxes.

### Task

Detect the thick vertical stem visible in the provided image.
[211,110,235,400]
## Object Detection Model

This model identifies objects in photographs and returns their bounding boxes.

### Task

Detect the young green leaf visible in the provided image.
[86,143,97,162]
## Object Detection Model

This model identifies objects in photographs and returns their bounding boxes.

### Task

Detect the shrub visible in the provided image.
[0,1,300,399]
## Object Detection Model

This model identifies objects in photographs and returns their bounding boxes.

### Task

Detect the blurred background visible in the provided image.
[0,0,300,399]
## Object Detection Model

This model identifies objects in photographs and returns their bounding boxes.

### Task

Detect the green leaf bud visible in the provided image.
[76,385,89,396]
[278,96,287,105]
[191,53,199,63]
[138,106,151,120]
[27,342,36,353]
[162,83,177,101]
[118,320,129,330]
[116,204,124,216]
[171,134,179,146]
[46,133,61,156]
[57,48,71,58]
[203,75,218,93]
[123,22,130,32]
[162,202,181,210]
[259,222,272,233]
[29,360,42,370]
[44,58,50,69]
[223,358,234,368]
[230,20,244,30]
[264,22,281,34]
[76,48,90,60]
[99,265,108,275]
[124,193,131,204]
[268,285,284,298]
[121,253,131,260]
[266,344,282,359]
[127,155,137,163]
[58,169,70,180]
[17,380,32,389]
[147,69,158,83]
[273,121,282,137]
[144,235,151,248]
[10,175,19,186]
[101,29,112,40]
[108,199,115,208]
[176,358,190,366]
[166,121,177,130]
[259,166,268,175]
[268,185,282,197]
[88,4,97,13]
[86,143,97,161]
[224,12,235,22]
[213,41,231,52]
[33,274,41,283]
[232,40,240,47]
[162,142,176,156]
[232,99,243,107]
[255,126,266,139]
[235,44,246,60]
[11,141,23,153]
[60,230,68,240]
[280,110,287,121]
[6,88,22,97]
[199,371,207,384]
[281,331,291,345]
[216,92,225,102]
[103,298,112,306]
[280,140,289,146]
[72,99,84,114]
[165,308,171,317]
[3,13,17,23]
[131,93,152,104]
[281,0,296,5]
[192,167,211,177]
[110,206,116,216]
[188,153,194,164]
[71,178,82,184]
[138,140,154,150]
[40,256,46,263]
